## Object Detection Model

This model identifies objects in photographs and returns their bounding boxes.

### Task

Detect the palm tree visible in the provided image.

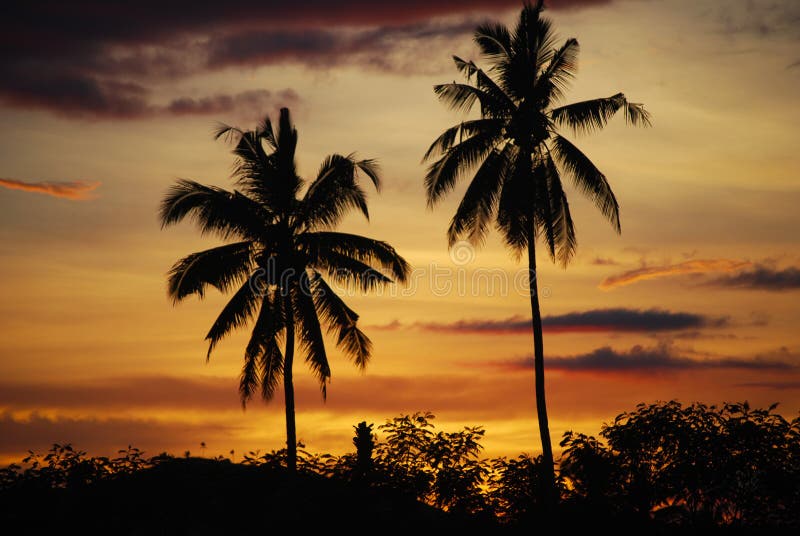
[423,1,650,498]
[160,108,410,472]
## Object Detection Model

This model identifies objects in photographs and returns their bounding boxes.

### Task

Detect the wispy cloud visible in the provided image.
[0,178,100,200]
[590,256,619,266]
[599,259,751,290]
[706,265,800,291]
[411,308,728,335]
[493,343,795,374]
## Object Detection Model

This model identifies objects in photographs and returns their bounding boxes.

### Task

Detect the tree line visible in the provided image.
[3,401,798,530]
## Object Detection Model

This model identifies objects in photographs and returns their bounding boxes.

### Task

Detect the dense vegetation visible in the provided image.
[2,401,798,533]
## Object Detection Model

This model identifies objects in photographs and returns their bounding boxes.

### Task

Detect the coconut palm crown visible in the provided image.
[161,107,410,471]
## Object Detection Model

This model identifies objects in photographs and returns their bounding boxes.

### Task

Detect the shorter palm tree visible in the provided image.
[160,108,409,471]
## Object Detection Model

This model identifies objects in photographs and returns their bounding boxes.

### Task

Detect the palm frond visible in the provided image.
[432,83,509,117]
[312,251,394,293]
[448,142,514,246]
[293,273,331,398]
[205,276,262,360]
[501,1,555,100]
[425,128,503,206]
[550,93,652,135]
[299,231,410,284]
[540,152,577,266]
[452,57,517,117]
[536,38,579,105]
[166,241,253,303]
[259,337,285,402]
[300,153,380,230]
[309,272,372,369]
[159,179,268,240]
[474,22,513,62]
[423,119,504,162]
[550,134,620,232]
[241,289,285,404]
[496,149,535,254]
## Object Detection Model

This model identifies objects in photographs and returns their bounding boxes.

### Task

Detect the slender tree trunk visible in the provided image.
[283,293,297,473]
[527,236,556,502]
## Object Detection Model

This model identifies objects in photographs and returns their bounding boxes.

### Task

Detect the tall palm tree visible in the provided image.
[160,108,410,472]
[423,1,650,498]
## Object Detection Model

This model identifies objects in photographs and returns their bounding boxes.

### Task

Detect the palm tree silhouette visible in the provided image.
[160,108,410,472]
[423,1,650,497]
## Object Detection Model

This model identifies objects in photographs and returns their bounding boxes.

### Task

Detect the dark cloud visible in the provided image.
[0,178,100,200]
[495,343,796,374]
[0,72,299,120]
[544,308,728,333]
[415,308,728,335]
[0,0,609,118]
[706,265,800,291]
[166,89,299,118]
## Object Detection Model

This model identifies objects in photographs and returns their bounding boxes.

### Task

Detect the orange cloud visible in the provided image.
[0,177,100,200]
[599,259,751,290]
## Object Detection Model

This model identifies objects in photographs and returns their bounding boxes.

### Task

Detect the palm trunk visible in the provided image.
[527,237,556,502]
[283,294,297,473]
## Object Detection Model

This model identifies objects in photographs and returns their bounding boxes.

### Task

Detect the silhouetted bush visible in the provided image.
[559,401,800,529]
[2,401,798,533]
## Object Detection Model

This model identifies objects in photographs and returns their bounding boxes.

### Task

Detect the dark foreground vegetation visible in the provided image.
[2,401,798,534]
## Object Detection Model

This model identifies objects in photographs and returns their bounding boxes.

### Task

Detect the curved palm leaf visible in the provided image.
[205,275,262,360]
[301,154,380,229]
[550,134,620,232]
[160,180,268,240]
[240,290,285,403]
[299,231,410,283]
[308,271,372,369]
[293,273,331,398]
[167,241,253,303]
[447,142,513,246]
[551,93,652,135]
[425,127,504,205]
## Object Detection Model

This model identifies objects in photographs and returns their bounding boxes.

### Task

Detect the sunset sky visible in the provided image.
[1,0,799,464]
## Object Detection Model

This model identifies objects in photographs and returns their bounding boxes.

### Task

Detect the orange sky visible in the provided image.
[1,0,799,464]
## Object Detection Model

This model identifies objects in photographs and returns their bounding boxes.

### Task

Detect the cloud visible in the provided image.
[365,319,403,331]
[0,411,238,456]
[712,0,800,39]
[0,75,299,120]
[706,265,800,291]
[656,331,740,341]
[495,343,796,374]
[0,0,609,119]
[0,178,100,200]
[0,374,524,418]
[599,259,751,290]
[414,308,728,335]
[591,257,619,266]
